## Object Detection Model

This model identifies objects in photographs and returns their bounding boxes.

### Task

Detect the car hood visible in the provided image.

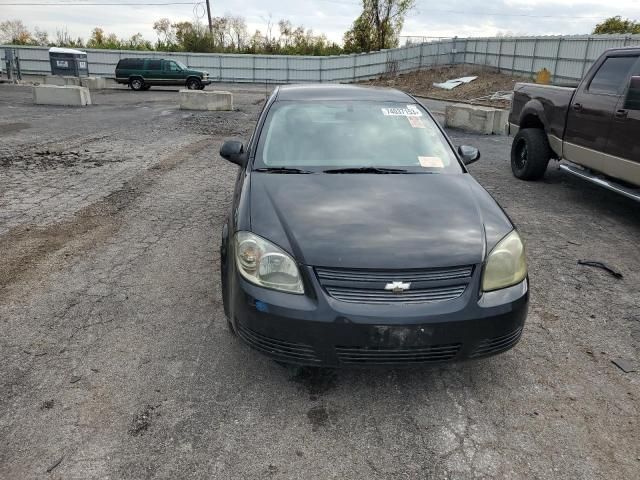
[249,173,513,269]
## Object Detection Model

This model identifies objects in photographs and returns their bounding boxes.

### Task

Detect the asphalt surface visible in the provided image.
[0,83,639,480]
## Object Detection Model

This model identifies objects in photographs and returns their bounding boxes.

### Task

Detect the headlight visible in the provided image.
[235,232,304,294]
[481,230,527,292]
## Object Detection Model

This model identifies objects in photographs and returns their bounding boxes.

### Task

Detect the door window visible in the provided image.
[165,61,182,72]
[589,56,638,95]
[147,60,161,70]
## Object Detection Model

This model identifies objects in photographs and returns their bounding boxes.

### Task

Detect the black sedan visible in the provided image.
[219,84,528,367]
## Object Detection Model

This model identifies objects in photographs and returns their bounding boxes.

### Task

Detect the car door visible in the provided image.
[564,54,638,162]
[144,59,162,85]
[162,60,184,86]
[605,58,640,184]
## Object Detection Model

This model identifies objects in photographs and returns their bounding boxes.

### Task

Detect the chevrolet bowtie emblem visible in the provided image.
[384,281,411,293]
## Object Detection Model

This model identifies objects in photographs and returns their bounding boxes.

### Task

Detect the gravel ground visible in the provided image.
[0,84,638,480]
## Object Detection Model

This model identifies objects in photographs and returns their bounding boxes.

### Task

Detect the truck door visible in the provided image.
[606,58,640,184]
[564,54,638,157]
[162,60,184,85]
[145,59,162,84]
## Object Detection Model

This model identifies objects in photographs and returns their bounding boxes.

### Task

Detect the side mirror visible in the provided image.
[458,145,481,165]
[220,140,246,166]
[624,76,640,110]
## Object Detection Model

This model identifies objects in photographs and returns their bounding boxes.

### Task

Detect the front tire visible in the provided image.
[129,77,144,91]
[186,78,202,90]
[511,129,551,180]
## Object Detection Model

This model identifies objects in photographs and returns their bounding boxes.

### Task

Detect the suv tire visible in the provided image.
[186,78,202,90]
[511,128,551,180]
[129,77,144,91]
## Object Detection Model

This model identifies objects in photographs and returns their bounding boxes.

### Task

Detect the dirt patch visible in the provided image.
[306,405,329,431]
[178,111,254,137]
[0,122,31,134]
[0,137,213,292]
[363,65,529,108]
[289,367,337,396]
[129,404,159,436]
[0,134,120,170]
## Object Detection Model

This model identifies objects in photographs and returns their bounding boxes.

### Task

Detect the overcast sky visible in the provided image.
[2,0,640,43]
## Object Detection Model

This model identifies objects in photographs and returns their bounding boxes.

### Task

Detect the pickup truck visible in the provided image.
[508,47,640,201]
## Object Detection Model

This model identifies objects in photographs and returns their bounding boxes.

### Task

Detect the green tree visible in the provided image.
[343,0,415,53]
[593,16,640,34]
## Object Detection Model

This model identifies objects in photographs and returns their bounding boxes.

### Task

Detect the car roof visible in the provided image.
[275,84,413,102]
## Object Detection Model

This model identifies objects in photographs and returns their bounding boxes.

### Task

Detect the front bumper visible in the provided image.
[230,266,528,367]
[201,78,212,86]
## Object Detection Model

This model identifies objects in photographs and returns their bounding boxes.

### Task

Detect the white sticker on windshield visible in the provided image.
[381,105,422,117]
[418,156,444,168]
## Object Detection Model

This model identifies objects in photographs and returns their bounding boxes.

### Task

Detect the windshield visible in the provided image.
[174,60,188,70]
[254,101,462,173]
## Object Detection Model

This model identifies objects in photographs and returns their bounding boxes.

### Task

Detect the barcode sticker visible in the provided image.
[381,105,422,117]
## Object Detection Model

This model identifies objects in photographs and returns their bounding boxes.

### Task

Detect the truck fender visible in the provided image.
[519,99,548,133]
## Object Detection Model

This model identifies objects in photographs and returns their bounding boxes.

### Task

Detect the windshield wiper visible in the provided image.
[253,167,314,174]
[323,167,409,174]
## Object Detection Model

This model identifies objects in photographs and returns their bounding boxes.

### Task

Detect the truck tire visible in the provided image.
[129,77,144,91]
[511,129,551,180]
[186,78,202,90]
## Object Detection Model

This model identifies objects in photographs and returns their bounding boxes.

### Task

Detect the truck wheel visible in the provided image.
[129,78,144,91]
[511,128,551,180]
[186,78,202,90]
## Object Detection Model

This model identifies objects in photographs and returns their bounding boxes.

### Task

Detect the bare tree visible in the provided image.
[227,15,248,50]
[0,19,32,44]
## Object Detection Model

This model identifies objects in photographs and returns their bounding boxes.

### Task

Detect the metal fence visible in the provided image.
[459,35,640,84]
[3,34,640,85]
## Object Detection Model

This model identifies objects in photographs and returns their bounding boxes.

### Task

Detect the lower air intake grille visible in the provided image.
[237,323,320,363]
[469,327,523,358]
[335,343,461,365]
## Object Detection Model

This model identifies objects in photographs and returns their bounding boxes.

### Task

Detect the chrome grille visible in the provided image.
[325,285,466,304]
[316,265,473,304]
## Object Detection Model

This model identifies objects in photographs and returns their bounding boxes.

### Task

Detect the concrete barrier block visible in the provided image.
[179,90,233,111]
[445,104,496,135]
[80,76,107,90]
[492,109,509,135]
[43,75,82,86]
[33,85,91,106]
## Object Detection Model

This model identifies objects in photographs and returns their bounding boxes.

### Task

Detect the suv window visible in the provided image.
[118,58,143,69]
[147,60,161,70]
[165,61,182,72]
[589,56,638,95]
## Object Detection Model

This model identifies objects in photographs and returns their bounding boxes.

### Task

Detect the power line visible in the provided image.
[0,0,629,20]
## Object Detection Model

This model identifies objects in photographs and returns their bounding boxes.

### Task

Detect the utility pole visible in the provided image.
[205,0,213,35]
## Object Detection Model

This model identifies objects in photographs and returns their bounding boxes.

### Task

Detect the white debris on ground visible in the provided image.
[468,91,514,103]
[433,76,478,90]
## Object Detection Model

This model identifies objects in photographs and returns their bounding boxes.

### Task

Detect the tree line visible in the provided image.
[1,7,637,56]
[0,1,415,55]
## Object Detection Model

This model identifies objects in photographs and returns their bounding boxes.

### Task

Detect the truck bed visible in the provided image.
[509,83,575,156]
